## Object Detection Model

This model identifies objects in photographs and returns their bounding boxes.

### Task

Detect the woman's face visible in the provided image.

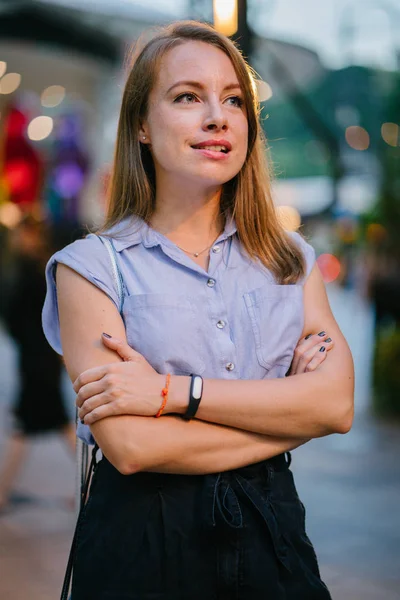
[140,40,248,190]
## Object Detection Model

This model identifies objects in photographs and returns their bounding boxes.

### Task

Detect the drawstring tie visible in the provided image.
[208,466,291,573]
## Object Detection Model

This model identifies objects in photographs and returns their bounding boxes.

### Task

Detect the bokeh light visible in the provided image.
[276,205,301,231]
[0,73,21,95]
[366,223,387,244]
[0,61,7,78]
[213,0,238,36]
[53,163,86,197]
[41,85,66,108]
[381,122,399,147]
[345,126,370,151]
[317,253,341,283]
[256,80,273,102]
[27,116,53,141]
[4,159,36,195]
[0,201,22,229]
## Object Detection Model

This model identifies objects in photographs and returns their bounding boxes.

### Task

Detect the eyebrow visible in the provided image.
[166,80,242,94]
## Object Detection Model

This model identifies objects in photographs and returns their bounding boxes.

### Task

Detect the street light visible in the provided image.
[212,0,251,59]
[213,0,238,37]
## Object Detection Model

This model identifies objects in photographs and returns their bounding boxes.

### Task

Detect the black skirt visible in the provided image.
[72,452,331,600]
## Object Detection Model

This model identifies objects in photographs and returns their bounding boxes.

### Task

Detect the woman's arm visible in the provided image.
[76,264,354,440]
[56,263,308,475]
[168,265,354,438]
[95,414,308,475]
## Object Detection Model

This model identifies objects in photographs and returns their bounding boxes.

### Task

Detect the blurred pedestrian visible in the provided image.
[43,21,354,599]
[0,216,75,512]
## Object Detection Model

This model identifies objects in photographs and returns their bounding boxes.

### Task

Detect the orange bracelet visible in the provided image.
[155,373,171,418]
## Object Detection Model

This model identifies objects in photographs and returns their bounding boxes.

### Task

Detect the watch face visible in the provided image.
[192,376,203,400]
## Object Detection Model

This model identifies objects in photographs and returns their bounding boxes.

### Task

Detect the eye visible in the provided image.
[174,93,199,104]
[225,96,244,108]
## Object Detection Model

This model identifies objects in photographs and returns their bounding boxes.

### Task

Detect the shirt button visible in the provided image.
[207,278,216,287]
[225,362,235,371]
[212,245,221,253]
[216,320,225,329]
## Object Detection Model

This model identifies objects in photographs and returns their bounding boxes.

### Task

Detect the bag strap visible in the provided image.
[61,444,98,600]
[98,235,125,313]
[60,235,125,600]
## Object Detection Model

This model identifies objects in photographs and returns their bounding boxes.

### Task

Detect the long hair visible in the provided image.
[100,20,305,283]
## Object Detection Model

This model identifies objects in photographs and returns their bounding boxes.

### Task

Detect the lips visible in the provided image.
[191,139,232,153]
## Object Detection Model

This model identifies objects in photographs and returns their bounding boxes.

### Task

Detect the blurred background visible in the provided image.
[0,0,399,598]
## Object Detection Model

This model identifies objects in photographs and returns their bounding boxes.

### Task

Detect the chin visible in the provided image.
[187,165,241,187]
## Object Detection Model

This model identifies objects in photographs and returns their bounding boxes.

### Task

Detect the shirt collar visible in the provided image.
[108,217,156,252]
[110,214,237,252]
[218,214,237,241]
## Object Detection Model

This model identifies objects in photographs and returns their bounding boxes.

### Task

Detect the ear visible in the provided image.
[139,122,150,144]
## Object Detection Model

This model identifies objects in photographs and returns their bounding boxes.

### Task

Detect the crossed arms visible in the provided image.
[56,263,354,475]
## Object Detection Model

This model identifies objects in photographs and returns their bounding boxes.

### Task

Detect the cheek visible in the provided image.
[233,121,249,167]
[149,112,192,162]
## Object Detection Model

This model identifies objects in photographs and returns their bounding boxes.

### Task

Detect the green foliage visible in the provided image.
[372,326,400,417]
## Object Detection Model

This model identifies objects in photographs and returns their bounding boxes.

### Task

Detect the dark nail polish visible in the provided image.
[305,334,312,340]
[319,346,326,352]
[102,332,112,338]
[326,338,332,343]
[80,419,85,424]
[318,331,326,337]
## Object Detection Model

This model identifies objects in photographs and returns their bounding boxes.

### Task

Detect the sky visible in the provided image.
[252,0,400,70]
[47,0,400,71]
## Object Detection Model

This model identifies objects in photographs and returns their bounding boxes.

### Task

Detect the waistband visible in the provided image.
[233,452,291,480]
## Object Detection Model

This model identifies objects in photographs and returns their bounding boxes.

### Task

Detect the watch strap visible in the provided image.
[182,374,203,421]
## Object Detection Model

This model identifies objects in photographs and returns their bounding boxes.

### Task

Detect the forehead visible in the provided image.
[155,40,240,92]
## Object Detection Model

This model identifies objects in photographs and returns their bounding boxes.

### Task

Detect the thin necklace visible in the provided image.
[176,241,215,258]
[175,229,223,258]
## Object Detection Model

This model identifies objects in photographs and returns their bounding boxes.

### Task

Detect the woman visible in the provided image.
[42,21,354,599]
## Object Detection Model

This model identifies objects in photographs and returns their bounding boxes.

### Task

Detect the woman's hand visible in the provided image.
[287,331,334,376]
[75,333,165,425]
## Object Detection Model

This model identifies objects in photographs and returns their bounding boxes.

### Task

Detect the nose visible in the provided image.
[202,101,228,132]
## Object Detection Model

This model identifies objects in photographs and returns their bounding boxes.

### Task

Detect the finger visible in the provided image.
[291,332,326,373]
[73,364,109,393]
[79,391,113,421]
[291,332,333,374]
[303,345,329,373]
[80,402,116,426]
[102,333,142,362]
[304,335,334,351]
[75,379,106,409]
[294,342,329,375]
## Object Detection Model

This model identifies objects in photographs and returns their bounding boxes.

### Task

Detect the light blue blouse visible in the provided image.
[42,216,315,444]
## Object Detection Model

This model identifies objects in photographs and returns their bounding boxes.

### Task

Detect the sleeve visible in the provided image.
[42,233,119,355]
[288,231,316,283]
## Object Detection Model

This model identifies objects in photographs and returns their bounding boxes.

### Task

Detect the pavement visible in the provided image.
[0,284,399,599]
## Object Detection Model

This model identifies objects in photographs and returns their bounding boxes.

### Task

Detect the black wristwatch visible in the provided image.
[182,374,203,421]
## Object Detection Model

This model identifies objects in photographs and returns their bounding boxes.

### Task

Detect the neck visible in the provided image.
[150,181,224,244]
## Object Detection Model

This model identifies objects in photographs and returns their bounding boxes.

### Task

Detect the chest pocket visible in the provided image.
[123,293,206,376]
[244,285,304,372]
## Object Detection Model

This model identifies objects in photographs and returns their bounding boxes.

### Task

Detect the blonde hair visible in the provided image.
[101,20,305,283]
